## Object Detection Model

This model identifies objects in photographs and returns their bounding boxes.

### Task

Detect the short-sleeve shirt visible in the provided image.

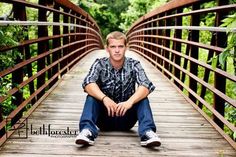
[82,57,155,103]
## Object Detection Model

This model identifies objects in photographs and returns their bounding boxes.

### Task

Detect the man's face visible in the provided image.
[106,38,126,63]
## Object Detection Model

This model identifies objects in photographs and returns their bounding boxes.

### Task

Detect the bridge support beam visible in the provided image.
[37,0,49,99]
[11,0,26,126]
[189,3,200,104]
[173,8,183,88]
[213,0,229,129]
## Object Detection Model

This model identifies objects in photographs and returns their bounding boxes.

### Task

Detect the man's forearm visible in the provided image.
[127,86,149,105]
[84,83,106,101]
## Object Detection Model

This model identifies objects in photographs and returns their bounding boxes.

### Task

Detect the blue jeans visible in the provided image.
[79,95,156,138]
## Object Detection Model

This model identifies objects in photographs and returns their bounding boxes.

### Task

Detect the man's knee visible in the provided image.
[86,95,97,101]
[136,97,149,106]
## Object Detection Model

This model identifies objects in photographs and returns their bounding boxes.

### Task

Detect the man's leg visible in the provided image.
[115,108,138,131]
[135,98,156,136]
[135,98,161,147]
[108,98,156,134]
[76,95,103,145]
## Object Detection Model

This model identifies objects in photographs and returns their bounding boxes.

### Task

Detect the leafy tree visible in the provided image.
[78,0,170,37]
[0,27,20,71]
[219,12,236,140]
[96,0,129,17]
[0,25,24,116]
[219,13,236,74]
[119,0,169,32]
[78,0,129,39]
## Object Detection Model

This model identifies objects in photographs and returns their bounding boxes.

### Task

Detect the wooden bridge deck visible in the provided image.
[0,50,235,157]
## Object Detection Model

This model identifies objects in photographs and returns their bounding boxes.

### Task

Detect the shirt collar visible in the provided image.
[123,57,128,72]
[107,57,128,72]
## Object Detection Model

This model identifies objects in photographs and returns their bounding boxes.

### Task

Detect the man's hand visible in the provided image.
[103,97,118,117]
[114,85,149,116]
[116,101,133,116]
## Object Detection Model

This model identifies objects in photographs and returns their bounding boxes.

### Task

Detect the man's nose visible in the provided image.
[115,47,119,52]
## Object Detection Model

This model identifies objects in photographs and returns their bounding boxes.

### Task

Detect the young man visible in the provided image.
[75,31,161,147]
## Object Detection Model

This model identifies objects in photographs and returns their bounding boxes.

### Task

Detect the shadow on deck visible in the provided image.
[0,50,235,157]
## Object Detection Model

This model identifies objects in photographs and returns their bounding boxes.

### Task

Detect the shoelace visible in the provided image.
[146,131,158,138]
[81,129,92,137]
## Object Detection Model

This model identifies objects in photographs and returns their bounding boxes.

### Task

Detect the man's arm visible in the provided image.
[85,83,118,117]
[116,85,149,116]
[116,60,155,116]
[84,82,106,101]
[127,85,149,105]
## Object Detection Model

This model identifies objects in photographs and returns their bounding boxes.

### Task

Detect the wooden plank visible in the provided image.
[0,50,235,157]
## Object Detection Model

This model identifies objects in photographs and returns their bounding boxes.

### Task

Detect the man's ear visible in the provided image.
[105,45,109,53]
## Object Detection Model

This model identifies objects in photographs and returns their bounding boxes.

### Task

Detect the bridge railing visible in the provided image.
[127,0,236,149]
[0,0,103,145]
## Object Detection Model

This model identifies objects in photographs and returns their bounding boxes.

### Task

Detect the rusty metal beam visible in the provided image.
[130,4,236,31]
[129,0,201,32]
[130,43,236,110]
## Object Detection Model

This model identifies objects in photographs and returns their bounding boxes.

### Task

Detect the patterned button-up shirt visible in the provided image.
[82,57,155,103]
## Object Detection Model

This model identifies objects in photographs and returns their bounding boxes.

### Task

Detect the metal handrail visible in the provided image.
[127,0,236,149]
[0,0,103,146]
[0,21,102,36]
[131,4,236,31]
[128,26,236,35]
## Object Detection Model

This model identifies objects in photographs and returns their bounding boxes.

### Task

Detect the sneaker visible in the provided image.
[75,129,95,146]
[140,130,161,147]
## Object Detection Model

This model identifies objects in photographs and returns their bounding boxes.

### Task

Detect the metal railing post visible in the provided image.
[11,0,25,126]
[189,3,200,103]
[52,2,61,85]
[173,8,183,88]
[213,0,229,129]
[37,0,49,99]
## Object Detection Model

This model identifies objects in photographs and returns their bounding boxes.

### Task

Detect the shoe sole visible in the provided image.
[141,140,161,147]
[75,139,94,146]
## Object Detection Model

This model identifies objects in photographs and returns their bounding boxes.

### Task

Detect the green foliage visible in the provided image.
[78,0,129,39]
[120,0,169,32]
[199,2,216,44]
[78,0,170,38]
[0,24,26,117]
[0,3,12,17]
[219,13,236,73]
[230,0,236,4]
[2,98,17,118]
[0,75,11,98]
[0,26,22,71]
[0,74,17,117]
[96,0,130,17]
[218,14,236,136]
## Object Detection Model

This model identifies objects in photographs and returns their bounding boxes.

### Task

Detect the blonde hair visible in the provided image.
[106,31,127,46]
